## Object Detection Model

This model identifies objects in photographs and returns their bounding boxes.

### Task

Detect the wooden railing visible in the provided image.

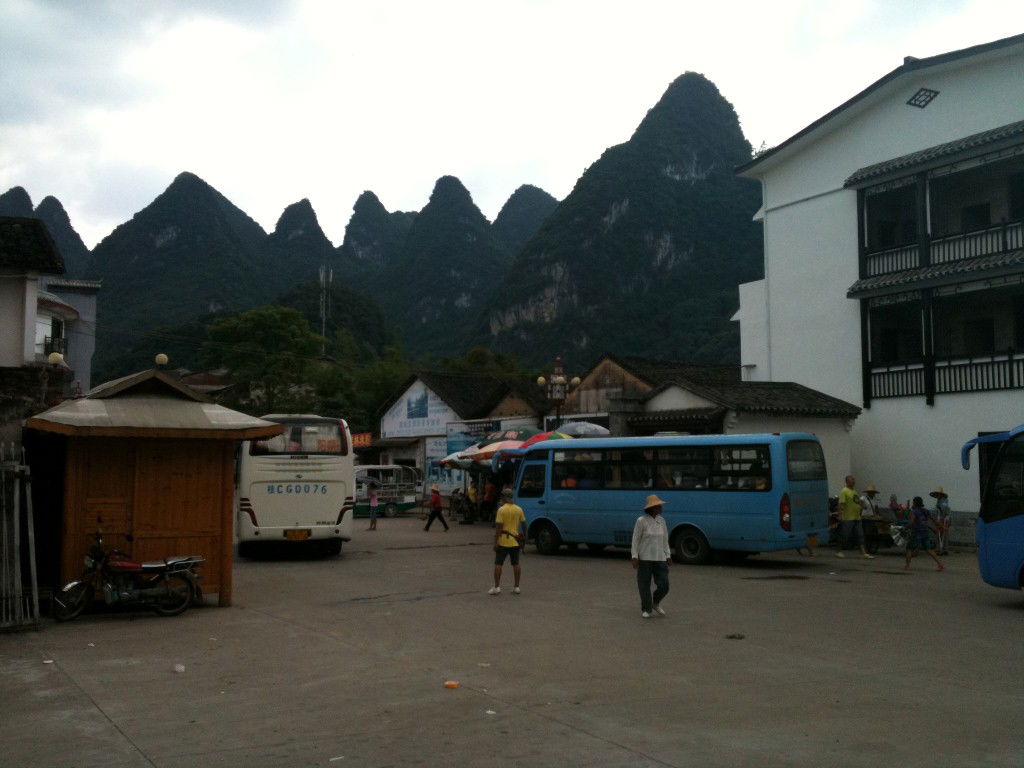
[871,349,1024,399]
[870,362,925,398]
[931,220,1023,265]
[864,218,1023,277]
[935,350,1024,393]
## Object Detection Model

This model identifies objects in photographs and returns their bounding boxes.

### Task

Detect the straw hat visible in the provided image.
[430,483,439,492]
[644,494,666,510]
[865,483,878,494]
[929,487,947,498]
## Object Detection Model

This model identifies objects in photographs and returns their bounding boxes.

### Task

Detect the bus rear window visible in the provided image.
[251,421,348,456]
[787,440,826,481]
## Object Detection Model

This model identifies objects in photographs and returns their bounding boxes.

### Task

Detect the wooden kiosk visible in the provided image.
[25,369,283,606]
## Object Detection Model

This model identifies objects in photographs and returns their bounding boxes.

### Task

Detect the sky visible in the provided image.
[2,0,1023,249]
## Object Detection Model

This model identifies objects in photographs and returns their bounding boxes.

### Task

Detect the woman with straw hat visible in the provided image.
[631,495,672,619]
[930,487,951,555]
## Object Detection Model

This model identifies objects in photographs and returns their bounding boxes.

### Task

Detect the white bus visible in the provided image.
[237,414,355,557]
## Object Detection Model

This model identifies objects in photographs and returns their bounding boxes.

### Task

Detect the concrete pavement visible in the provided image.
[2,517,1023,767]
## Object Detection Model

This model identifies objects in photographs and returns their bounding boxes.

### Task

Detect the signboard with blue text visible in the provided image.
[380,380,460,439]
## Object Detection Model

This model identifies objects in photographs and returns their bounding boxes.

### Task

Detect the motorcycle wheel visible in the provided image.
[152,574,194,617]
[53,581,91,622]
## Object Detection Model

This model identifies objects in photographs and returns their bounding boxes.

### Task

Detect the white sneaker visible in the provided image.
[488,586,501,595]
[653,605,666,616]
[512,586,521,595]
[641,611,651,619]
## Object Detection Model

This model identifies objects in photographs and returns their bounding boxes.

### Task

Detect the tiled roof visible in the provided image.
[847,250,1024,298]
[648,379,861,419]
[627,407,727,426]
[845,120,1024,187]
[0,217,65,273]
[607,354,740,387]
[46,278,102,291]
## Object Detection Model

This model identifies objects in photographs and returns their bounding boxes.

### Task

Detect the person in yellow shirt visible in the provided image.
[489,488,526,595]
[836,474,872,559]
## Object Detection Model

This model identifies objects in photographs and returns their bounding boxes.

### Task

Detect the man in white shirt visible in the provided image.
[631,494,672,619]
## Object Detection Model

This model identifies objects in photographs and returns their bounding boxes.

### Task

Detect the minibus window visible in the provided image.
[518,465,546,498]
[786,440,826,481]
[710,446,771,491]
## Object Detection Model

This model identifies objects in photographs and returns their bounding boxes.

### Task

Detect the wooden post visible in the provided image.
[218,441,234,607]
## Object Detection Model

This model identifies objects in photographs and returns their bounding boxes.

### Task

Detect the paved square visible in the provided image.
[2,518,1022,767]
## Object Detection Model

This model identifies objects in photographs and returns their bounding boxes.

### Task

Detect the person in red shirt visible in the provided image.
[424,483,449,531]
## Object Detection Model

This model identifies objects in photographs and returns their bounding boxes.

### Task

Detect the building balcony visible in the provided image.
[865,218,1024,277]
[870,349,1024,399]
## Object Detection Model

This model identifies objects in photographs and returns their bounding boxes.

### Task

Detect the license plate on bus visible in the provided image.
[284,529,311,541]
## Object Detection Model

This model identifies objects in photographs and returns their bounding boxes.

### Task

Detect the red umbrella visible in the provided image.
[520,431,573,449]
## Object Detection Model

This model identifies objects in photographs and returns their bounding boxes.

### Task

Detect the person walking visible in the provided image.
[836,475,873,559]
[631,494,671,619]
[930,487,951,555]
[905,496,945,572]
[367,484,378,531]
[489,488,525,595]
[424,483,449,531]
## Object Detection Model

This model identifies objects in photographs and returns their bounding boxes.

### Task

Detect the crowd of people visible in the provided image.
[832,474,951,570]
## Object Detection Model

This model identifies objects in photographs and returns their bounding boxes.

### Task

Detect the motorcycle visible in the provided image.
[52,531,205,621]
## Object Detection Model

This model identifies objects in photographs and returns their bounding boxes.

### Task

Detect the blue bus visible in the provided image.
[513,433,830,563]
[962,424,1024,590]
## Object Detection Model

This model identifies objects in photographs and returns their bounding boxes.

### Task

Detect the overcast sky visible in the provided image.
[2,0,1022,249]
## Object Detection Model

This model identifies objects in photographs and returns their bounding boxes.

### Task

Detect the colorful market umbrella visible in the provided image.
[520,430,573,449]
[480,427,539,443]
[468,439,526,463]
[438,451,472,469]
[557,421,610,437]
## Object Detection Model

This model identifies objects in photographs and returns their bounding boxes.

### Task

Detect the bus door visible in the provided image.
[978,434,1024,588]
[516,461,549,524]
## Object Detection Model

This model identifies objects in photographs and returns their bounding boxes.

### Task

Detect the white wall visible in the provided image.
[728,413,853,495]
[0,274,36,367]
[735,279,769,380]
[760,50,1024,209]
[853,391,1022,512]
[645,386,717,411]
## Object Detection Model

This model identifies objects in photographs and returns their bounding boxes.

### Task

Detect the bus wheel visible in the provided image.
[534,523,562,555]
[384,503,399,518]
[673,527,711,565]
[238,541,258,559]
[322,539,342,556]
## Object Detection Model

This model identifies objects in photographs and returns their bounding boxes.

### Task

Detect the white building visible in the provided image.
[735,33,1024,514]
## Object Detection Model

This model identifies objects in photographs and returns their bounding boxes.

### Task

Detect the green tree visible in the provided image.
[202,306,323,414]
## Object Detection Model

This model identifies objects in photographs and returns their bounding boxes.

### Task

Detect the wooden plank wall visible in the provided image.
[62,438,234,605]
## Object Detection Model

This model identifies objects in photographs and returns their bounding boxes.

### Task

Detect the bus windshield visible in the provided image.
[251,419,348,456]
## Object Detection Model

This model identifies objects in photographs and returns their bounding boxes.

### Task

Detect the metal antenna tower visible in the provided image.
[319,262,333,356]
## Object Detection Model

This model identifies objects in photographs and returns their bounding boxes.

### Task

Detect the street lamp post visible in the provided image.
[536,356,581,429]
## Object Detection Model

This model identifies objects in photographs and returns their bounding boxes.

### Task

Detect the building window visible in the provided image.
[865,184,917,250]
[906,88,939,108]
[933,285,1023,358]
[870,302,922,363]
[961,203,991,231]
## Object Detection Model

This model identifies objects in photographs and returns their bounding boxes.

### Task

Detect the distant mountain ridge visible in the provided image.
[6,69,762,375]
[484,72,763,367]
